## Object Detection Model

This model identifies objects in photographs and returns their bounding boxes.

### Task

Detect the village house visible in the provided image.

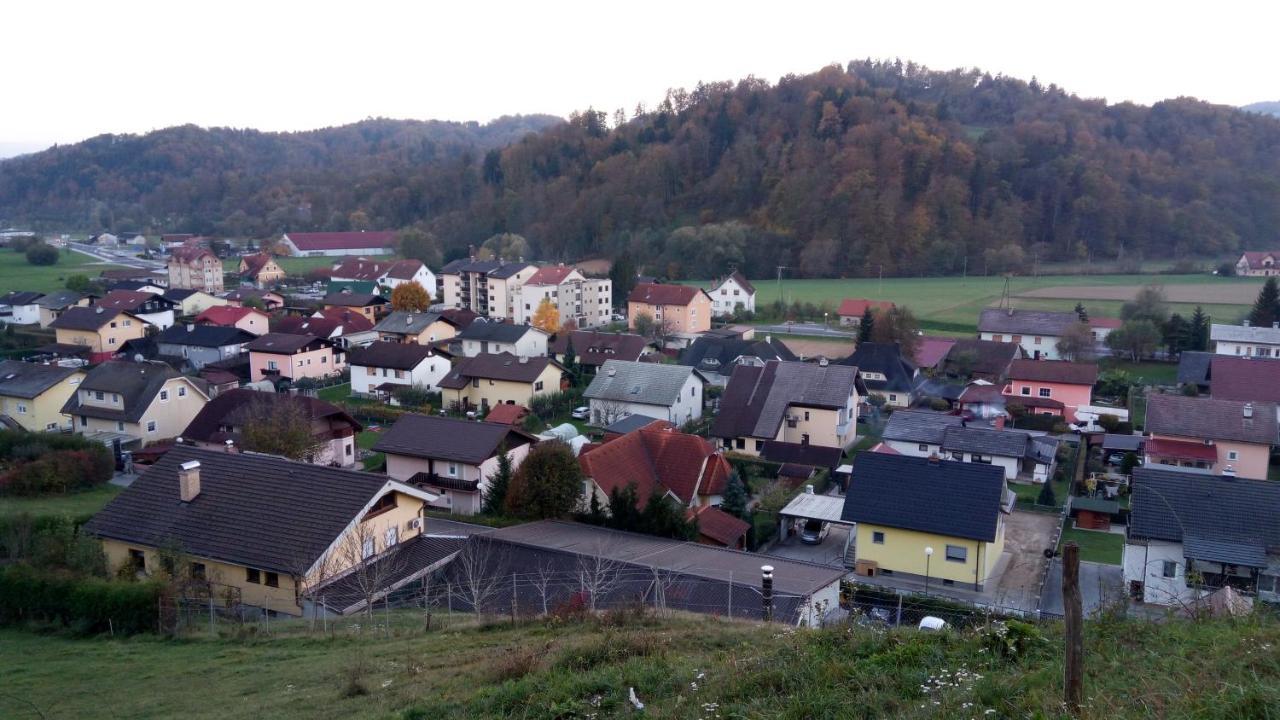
[1210,321,1280,357]
[273,308,376,349]
[843,453,1011,591]
[708,271,756,318]
[222,288,285,310]
[0,360,85,432]
[82,447,444,616]
[280,230,398,257]
[22,290,95,328]
[373,310,465,345]
[237,253,286,288]
[509,264,613,329]
[1143,393,1276,479]
[940,339,1024,381]
[437,353,563,413]
[376,414,537,515]
[180,389,362,467]
[977,308,1079,360]
[678,334,795,385]
[1208,356,1280,403]
[49,306,148,363]
[1235,250,1280,277]
[437,258,537,319]
[97,289,179,330]
[548,330,649,375]
[329,257,436,294]
[455,320,548,358]
[195,305,270,336]
[63,361,209,445]
[626,283,712,335]
[167,245,224,292]
[837,342,921,407]
[1001,359,1097,423]
[836,298,894,326]
[1089,317,1123,343]
[155,324,256,370]
[348,342,451,399]
[583,359,706,426]
[880,410,1059,483]
[1124,466,1280,608]
[245,333,344,384]
[0,291,44,324]
[162,288,227,317]
[710,360,862,455]
[322,290,388,323]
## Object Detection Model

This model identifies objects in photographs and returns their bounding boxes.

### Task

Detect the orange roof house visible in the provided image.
[579,424,731,510]
[836,298,894,326]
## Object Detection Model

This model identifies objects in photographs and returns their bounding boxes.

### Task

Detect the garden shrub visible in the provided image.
[0,565,162,635]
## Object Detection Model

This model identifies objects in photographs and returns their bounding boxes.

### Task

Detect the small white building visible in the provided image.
[709,271,756,317]
[348,341,451,398]
[583,359,706,426]
[1210,321,1280,358]
[976,308,1078,361]
[455,320,548,358]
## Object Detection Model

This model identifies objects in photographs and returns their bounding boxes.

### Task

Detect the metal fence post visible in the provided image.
[727,572,733,618]
[761,566,774,622]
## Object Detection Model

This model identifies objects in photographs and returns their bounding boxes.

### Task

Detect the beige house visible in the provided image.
[1144,393,1276,480]
[627,283,712,335]
[163,289,227,317]
[238,253,287,288]
[49,306,148,363]
[710,360,862,456]
[83,447,446,616]
[373,310,463,345]
[168,246,225,292]
[0,360,85,432]
[436,258,536,320]
[62,361,210,446]
[438,353,564,413]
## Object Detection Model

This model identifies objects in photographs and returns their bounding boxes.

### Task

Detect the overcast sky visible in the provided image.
[3,0,1276,154]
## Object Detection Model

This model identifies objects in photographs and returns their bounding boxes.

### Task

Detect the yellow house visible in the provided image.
[83,446,443,616]
[163,288,227,317]
[373,310,462,345]
[710,360,862,456]
[49,306,147,363]
[438,352,564,413]
[62,360,209,446]
[627,283,713,335]
[0,360,85,432]
[843,453,1011,591]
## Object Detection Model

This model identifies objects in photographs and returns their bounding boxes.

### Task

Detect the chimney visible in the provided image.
[1243,320,1251,327]
[178,460,201,502]
[818,357,829,367]
[1223,465,1237,477]
[519,355,529,364]
[1243,402,1254,419]
[804,484,814,494]
[607,367,617,377]
[993,415,1006,430]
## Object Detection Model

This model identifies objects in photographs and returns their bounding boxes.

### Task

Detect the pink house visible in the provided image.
[1002,359,1098,422]
[196,306,271,336]
[245,332,344,383]
[1144,393,1276,479]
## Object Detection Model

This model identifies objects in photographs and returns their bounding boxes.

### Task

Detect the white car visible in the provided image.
[571,406,590,420]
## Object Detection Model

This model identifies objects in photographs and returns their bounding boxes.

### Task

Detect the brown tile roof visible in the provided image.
[98,289,168,313]
[579,425,730,506]
[549,330,648,367]
[943,339,1024,378]
[1007,359,1098,386]
[726,271,755,295]
[437,353,558,389]
[484,403,529,425]
[169,246,216,264]
[239,253,277,278]
[710,361,860,441]
[244,332,331,354]
[1145,393,1278,445]
[627,282,704,306]
[330,257,392,282]
[913,336,956,369]
[836,298,894,317]
[49,305,133,331]
[384,259,425,280]
[691,505,750,547]
[347,341,439,371]
[181,389,360,446]
[322,291,387,308]
[1209,357,1280,403]
[372,414,535,465]
[525,264,578,286]
[284,231,397,251]
[196,305,266,326]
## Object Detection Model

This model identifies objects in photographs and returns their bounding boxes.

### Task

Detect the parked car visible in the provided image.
[800,519,830,545]
[571,406,590,420]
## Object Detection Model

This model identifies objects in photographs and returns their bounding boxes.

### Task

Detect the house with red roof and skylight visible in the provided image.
[196,305,270,336]
[281,231,398,257]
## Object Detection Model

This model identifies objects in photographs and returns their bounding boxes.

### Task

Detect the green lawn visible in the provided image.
[1099,358,1179,386]
[0,484,122,519]
[0,247,125,295]
[316,382,353,402]
[1058,526,1125,565]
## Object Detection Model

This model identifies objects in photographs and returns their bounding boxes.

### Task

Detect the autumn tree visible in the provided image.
[531,297,560,333]
[504,441,582,519]
[477,233,530,262]
[1055,321,1097,362]
[1121,285,1169,326]
[231,395,322,462]
[869,306,921,359]
[390,280,431,312]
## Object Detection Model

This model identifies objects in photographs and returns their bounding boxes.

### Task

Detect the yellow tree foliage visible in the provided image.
[532,297,560,333]
[390,281,431,312]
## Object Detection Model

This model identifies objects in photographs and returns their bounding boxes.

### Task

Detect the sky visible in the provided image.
[2,0,1277,155]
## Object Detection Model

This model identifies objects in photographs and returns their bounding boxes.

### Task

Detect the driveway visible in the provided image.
[990,510,1059,611]
[763,522,851,568]
[1040,560,1125,617]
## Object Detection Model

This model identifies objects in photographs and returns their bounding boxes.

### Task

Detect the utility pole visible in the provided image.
[775,265,787,307]
[878,264,883,298]
[1062,542,1083,715]
[962,255,967,284]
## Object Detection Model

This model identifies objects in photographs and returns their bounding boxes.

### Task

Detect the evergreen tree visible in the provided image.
[1036,479,1056,506]
[1248,277,1280,328]
[1074,302,1089,323]
[482,445,513,515]
[638,494,697,540]
[503,440,583,519]
[563,336,580,387]
[721,472,749,519]
[1189,306,1210,351]
[608,250,637,308]
[1162,313,1191,357]
[857,307,874,343]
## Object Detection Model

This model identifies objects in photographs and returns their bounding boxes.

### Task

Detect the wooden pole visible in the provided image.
[1062,542,1083,715]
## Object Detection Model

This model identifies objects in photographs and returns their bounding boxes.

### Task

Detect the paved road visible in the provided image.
[1040,559,1125,617]
[755,322,856,338]
[67,242,164,270]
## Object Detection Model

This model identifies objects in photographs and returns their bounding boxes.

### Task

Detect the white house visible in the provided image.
[5,292,44,325]
[509,265,613,330]
[1235,251,1280,277]
[455,320,548,358]
[348,341,451,398]
[1210,321,1280,358]
[976,308,1078,361]
[881,410,1058,483]
[583,359,706,426]
[329,257,436,295]
[709,271,756,317]
[379,259,436,295]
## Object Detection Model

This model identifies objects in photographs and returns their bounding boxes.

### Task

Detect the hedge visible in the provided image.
[0,565,162,635]
[0,431,115,497]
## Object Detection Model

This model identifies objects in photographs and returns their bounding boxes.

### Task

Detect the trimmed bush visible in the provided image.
[0,449,114,496]
[0,565,162,635]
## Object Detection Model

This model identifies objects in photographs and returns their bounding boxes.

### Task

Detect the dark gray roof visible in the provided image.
[180,389,360,445]
[156,324,256,348]
[373,311,448,336]
[440,258,505,274]
[1102,434,1144,452]
[678,336,796,375]
[1176,352,1215,386]
[162,288,198,302]
[759,441,843,469]
[487,262,532,279]
[0,291,43,305]
[61,361,190,422]
[437,353,558,388]
[549,330,648,367]
[50,305,131,331]
[347,341,439,371]
[942,426,1032,458]
[942,339,1023,379]
[1210,322,1280,345]
[841,453,1006,542]
[710,361,859,440]
[837,342,919,393]
[1129,466,1280,568]
[458,320,541,344]
[882,410,963,445]
[0,360,80,399]
[1145,393,1278,445]
[584,360,702,406]
[33,290,87,310]
[313,532,466,614]
[373,414,535,465]
[82,446,415,574]
[977,308,1077,336]
[604,413,671,435]
[244,332,330,354]
[321,291,386,307]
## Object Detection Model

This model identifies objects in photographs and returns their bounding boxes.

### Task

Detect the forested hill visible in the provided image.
[4,61,1280,279]
[1243,101,1280,118]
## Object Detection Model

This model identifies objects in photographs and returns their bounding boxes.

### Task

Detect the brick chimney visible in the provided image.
[178,460,201,502]
[993,415,1006,430]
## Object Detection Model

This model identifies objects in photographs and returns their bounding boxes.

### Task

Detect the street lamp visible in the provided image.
[823,312,829,330]
[924,546,934,595]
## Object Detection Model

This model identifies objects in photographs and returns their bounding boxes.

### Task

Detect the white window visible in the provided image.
[109,337,117,345]
[1228,450,1239,461]
[945,545,968,563]
[268,360,278,370]
[116,421,125,432]
[362,538,375,559]
[448,463,458,477]
[918,443,928,452]
[1038,388,1051,398]
[1161,561,1177,578]
[146,420,157,433]
[1021,386,1030,396]
[385,526,398,547]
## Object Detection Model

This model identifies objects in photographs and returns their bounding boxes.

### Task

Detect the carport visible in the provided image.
[777,489,857,562]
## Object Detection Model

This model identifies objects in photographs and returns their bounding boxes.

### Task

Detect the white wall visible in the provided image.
[10,304,41,325]
[884,439,1019,479]
[978,331,1063,360]
[1213,339,1280,358]
[884,439,941,458]
[589,374,702,426]
[351,357,450,394]
[459,331,548,358]
[137,309,175,331]
[1124,539,1192,607]
[710,277,755,316]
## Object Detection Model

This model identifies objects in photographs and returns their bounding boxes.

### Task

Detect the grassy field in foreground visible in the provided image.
[0,248,124,295]
[2,611,1279,719]
[1058,526,1125,565]
[0,484,121,519]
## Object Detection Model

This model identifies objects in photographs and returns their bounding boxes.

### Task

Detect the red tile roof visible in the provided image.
[385,259,425,281]
[868,442,901,455]
[239,253,278,278]
[485,403,529,425]
[837,298,894,317]
[314,306,375,332]
[579,425,730,506]
[1145,437,1219,463]
[1240,251,1280,267]
[525,264,579,286]
[1007,359,1099,386]
[627,283,704,307]
[196,305,267,326]
[1209,357,1280,403]
[913,336,957,369]
[331,257,392,282]
[285,231,397,251]
[169,245,216,264]
[690,505,750,548]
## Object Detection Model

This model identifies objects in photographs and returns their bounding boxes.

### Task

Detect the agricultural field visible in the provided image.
[0,248,125,295]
